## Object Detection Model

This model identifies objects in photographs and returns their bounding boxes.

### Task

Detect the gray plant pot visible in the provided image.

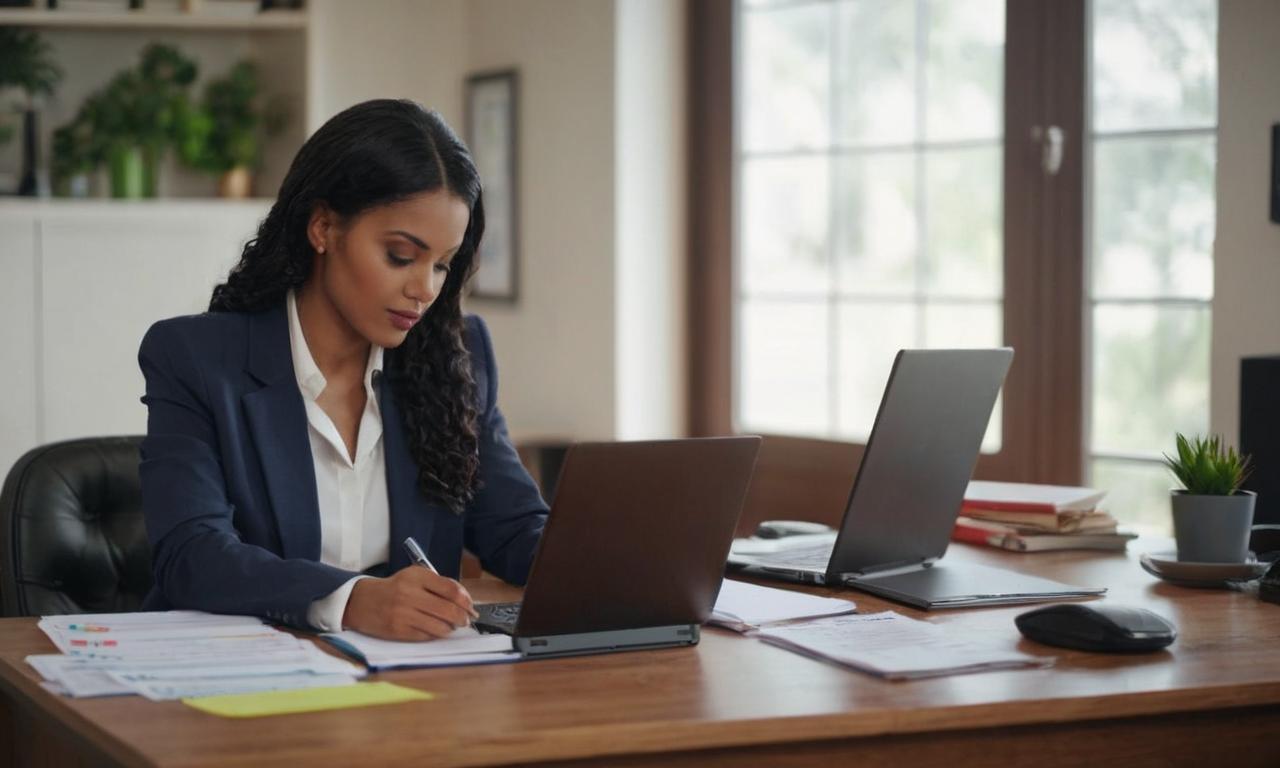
[1171,490,1256,563]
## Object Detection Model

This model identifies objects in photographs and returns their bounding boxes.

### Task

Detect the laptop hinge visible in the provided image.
[839,557,936,582]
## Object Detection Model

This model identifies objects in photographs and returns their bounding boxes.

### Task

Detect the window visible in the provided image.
[696,0,1218,534]
[737,0,1006,448]
[1087,0,1217,532]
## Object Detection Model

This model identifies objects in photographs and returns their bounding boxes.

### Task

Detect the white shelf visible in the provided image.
[0,197,275,217]
[0,7,307,31]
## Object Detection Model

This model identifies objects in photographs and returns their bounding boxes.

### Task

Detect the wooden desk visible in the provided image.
[2,541,1278,767]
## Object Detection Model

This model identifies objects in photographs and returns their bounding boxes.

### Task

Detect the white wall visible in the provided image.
[615,0,687,440]
[303,0,688,443]
[1211,0,1280,445]
[308,0,467,131]
[463,0,620,441]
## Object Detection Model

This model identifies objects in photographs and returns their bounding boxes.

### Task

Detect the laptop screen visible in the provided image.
[827,348,1013,575]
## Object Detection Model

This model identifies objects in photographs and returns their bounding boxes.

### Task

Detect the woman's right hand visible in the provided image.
[342,567,480,641]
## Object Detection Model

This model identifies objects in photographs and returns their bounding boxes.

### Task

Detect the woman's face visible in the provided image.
[310,189,470,349]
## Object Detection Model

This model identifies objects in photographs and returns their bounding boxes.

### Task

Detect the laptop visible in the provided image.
[727,349,1105,609]
[475,436,761,657]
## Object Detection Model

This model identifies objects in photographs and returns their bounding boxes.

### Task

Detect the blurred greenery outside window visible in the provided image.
[736,0,1006,450]
[1088,0,1217,535]
[734,0,1217,535]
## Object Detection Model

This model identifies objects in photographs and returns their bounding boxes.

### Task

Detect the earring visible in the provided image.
[317,246,326,254]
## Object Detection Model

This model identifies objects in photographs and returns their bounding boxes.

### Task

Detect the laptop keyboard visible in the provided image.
[475,601,521,634]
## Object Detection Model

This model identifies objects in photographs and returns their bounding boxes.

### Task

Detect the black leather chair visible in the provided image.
[0,437,152,617]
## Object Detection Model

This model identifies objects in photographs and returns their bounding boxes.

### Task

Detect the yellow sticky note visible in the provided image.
[183,682,434,718]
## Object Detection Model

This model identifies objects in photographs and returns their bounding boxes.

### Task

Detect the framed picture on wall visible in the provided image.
[465,69,520,302]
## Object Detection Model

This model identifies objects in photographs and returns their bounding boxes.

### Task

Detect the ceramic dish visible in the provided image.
[1139,551,1269,588]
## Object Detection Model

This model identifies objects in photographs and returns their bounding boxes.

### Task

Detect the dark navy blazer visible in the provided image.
[136,302,548,628]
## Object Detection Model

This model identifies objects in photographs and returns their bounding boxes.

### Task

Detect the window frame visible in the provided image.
[688,0,1089,533]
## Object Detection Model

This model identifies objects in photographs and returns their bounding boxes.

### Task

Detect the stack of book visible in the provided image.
[953,481,1137,552]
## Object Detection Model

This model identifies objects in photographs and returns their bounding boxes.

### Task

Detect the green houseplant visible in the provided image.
[0,27,63,195]
[177,61,285,198]
[1163,433,1256,563]
[53,44,198,198]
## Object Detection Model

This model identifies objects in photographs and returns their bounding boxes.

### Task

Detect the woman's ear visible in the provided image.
[307,202,335,255]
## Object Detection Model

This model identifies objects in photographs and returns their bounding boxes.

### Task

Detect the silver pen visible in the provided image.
[403,536,440,574]
[403,536,478,622]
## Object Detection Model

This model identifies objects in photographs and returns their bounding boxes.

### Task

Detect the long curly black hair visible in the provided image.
[209,99,485,514]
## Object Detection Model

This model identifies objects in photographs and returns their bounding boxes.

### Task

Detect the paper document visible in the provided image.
[28,646,362,699]
[122,672,359,702]
[730,532,838,557]
[757,612,1053,680]
[324,626,519,670]
[709,579,856,632]
[31,610,365,699]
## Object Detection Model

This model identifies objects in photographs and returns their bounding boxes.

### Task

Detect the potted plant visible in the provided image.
[50,115,99,198]
[54,44,198,198]
[177,60,286,198]
[0,27,63,196]
[1163,433,1256,563]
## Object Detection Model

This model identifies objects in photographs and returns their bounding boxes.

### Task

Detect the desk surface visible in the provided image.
[2,540,1279,768]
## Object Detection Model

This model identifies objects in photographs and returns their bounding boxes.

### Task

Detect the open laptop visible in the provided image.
[728,349,1105,609]
[475,437,761,657]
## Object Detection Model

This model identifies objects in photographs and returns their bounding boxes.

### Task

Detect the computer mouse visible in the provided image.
[1015,603,1176,653]
[754,520,835,539]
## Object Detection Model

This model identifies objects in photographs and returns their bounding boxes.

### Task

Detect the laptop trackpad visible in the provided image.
[850,561,1105,609]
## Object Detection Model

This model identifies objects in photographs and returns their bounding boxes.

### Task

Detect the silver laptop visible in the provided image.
[727,348,1105,609]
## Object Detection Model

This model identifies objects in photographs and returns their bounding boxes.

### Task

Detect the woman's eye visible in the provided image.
[434,262,452,274]
[387,251,414,267]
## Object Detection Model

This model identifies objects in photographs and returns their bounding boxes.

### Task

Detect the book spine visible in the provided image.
[961,500,1059,515]
[950,524,996,546]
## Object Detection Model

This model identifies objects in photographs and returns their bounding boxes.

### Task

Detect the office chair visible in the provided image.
[0,436,153,617]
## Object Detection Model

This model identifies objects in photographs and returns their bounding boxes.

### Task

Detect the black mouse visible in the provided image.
[1015,603,1176,653]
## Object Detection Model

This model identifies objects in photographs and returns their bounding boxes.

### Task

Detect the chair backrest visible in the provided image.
[0,437,152,617]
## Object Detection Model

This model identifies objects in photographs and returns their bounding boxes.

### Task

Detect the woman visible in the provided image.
[137,99,547,641]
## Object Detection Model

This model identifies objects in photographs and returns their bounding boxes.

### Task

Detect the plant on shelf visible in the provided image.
[50,115,99,198]
[1163,433,1256,564]
[53,44,198,198]
[177,60,286,198]
[0,27,63,196]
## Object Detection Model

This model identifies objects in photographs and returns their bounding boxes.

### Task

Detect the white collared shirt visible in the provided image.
[288,290,390,631]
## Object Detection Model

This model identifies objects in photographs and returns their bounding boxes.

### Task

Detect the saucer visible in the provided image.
[1139,551,1269,588]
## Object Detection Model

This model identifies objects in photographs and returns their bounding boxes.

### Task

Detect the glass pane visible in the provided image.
[925,0,1005,142]
[742,4,832,152]
[925,145,1002,298]
[1092,134,1215,300]
[1091,304,1210,456]
[1091,0,1217,133]
[742,0,810,8]
[834,152,916,296]
[740,156,830,296]
[922,302,1001,348]
[1091,458,1175,535]
[740,300,831,435]
[836,302,914,441]
[835,0,916,145]
[924,302,1004,452]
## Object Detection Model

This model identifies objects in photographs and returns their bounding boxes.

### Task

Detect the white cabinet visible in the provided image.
[0,200,268,477]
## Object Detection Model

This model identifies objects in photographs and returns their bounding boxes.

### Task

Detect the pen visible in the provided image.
[403,536,479,623]
[402,536,439,574]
